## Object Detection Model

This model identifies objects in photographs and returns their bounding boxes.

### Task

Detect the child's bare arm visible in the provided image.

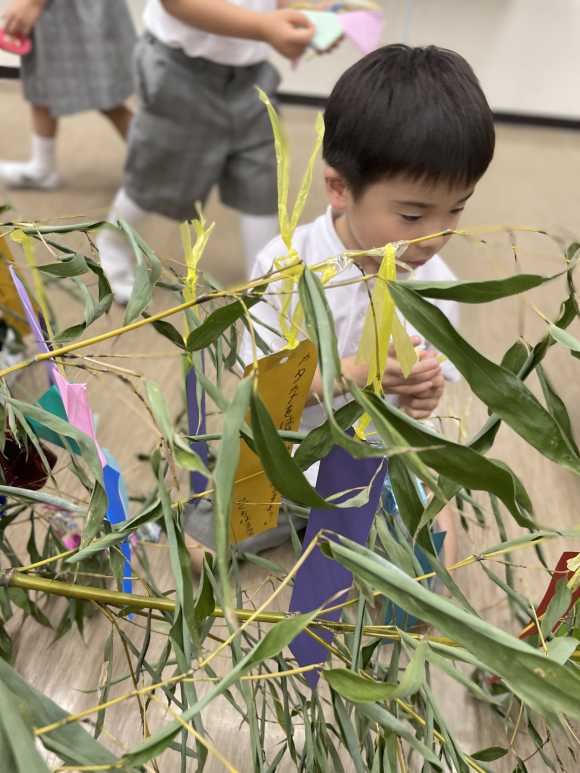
[161,0,315,59]
[2,0,46,36]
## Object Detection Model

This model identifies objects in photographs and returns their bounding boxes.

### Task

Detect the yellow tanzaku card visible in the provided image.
[0,234,33,337]
[230,338,318,543]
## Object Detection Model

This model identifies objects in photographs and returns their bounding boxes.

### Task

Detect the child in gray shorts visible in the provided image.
[97,0,318,301]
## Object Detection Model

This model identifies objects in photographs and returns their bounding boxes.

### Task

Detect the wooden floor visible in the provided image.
[2,79,580,771]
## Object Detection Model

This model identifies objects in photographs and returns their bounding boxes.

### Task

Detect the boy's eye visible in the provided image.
[450,207,465,215]
[401,215,421,222]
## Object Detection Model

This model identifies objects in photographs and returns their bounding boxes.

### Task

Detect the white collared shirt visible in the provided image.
[240,206,460,437]
[144,0,276,66]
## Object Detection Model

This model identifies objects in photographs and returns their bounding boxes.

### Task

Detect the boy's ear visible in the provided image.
[324,167,349,210]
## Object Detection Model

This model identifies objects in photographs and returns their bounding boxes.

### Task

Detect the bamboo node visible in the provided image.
[0,568,16,587]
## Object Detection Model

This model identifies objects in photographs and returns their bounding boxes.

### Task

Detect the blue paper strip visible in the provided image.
[103,462,132,597]
[288,441,385,689]
[186,355,208,504]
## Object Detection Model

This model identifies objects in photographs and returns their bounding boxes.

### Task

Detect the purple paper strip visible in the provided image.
[9,266,57,385]
[289,441,385,689]
[186,353,208,504]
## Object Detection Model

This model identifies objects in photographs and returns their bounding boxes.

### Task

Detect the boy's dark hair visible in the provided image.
[323,45,495,197]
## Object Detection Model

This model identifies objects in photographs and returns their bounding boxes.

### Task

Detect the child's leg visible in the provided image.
[32,104,57,138]
[100,105,133,140]
[96,188,149,304]
[0,104,60,189]
[239,213,280,278]
[437,504,457,598]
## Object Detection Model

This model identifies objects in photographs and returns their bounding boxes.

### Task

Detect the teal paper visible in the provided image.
[25,385,81,455]
[303,11,344,51]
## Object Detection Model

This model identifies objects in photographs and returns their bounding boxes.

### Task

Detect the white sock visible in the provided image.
[109,188,149,231]
[239,213,280,278]
[96,189,150,302]
[28,134,57,177]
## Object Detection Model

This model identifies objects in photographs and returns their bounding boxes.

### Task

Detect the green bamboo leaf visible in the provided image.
[353,387,533,527]
[213,376,253,615]
[119,219,161,325]
[332,693,364,773]
[293,399,364,471]
[536,365,579,456]
[324,641,426,702]
[142,313,185,349]
[550,323,580,353]
[545,637,578,665]
[541,578,571,638]
[0,680,51,772]
[95,631,113,739]
[501,339,529,375]
[158,471,197,645]
[389,283,580,474]
[406,272,559,303]
[0,659,136,770]
[145,380,174,445]
[37,251,89,277]
[68,499,163,564]
[52,322,89,344]
[323,537,580,720]
[471,747,508,762]
[0,486,87,514]
[120,610,320,767]
[354,702,440,766]
[250,388,334,509]
[186,295,262,352]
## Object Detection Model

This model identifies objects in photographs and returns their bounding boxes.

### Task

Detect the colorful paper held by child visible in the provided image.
[0,236,33,337]
[230,339,317,543]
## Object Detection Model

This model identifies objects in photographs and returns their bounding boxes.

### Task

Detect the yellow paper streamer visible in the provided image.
[10,229,54,338]
[181,204,215,330]
[257,88,325,349]
[0,234,32,337]
[230,339,318,542]
[354,244,418,439]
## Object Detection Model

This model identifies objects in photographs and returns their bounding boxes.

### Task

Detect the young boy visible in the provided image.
[185,43,495,571]
[96,0,319,301]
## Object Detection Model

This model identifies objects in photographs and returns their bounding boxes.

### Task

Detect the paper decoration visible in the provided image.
[520,551,580,640]
[8,266,56,385]
[303,11,344,51]
[338,10,383,55]
[0,238,33,338]
[288,437,385,689]
[7,262,134,599]
[230,339,317,543]
[54,372,107,467]
[102,450,132,596]
[488,551,580,685]
[186,356,208,504]
[25,385,81,454]
[0,28,32,56]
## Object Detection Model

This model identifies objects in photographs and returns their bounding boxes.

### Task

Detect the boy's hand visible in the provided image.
[2,0,45,36]
[398,373,445,419]
[260,9,315,59]
[380,341,441,397]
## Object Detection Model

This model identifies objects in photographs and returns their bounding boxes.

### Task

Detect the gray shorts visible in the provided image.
[183,499,306,555]
[124,33,280,222]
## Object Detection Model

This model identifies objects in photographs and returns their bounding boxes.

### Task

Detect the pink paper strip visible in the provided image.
[54,372,107,467]
[9,266,57,385]
[339,10,383,55]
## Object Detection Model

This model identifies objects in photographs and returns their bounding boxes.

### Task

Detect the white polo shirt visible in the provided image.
[239,206,460,437]
[144,0,276,66]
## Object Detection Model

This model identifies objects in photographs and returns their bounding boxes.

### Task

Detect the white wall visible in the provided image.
[272,0,580,120]
[1,0,579,120]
